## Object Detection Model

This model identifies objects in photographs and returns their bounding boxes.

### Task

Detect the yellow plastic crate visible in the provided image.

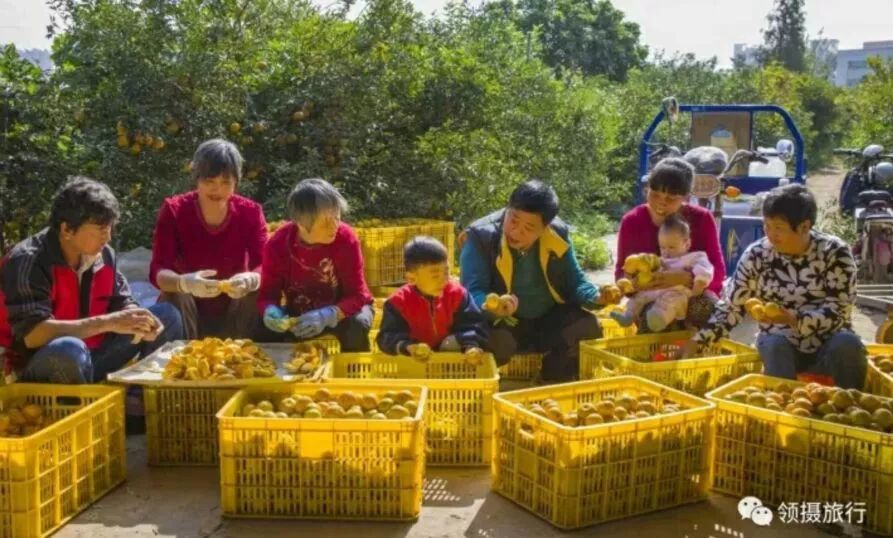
[599,317,638,339]
[368,330,380,353]
[498,354,543,381]
[217,383,427,520]
[144,336,340,466]
[369,286,401,297]
[324,352,498,466]
[594,305,638,340]
[372,297,386,330]
[0,384,126,538]
[355,220,455,287]
[707,374,893,536]
[492,376,715,530]
[866,344,893,398]
[144,386,238,466]
[580,331,760,396]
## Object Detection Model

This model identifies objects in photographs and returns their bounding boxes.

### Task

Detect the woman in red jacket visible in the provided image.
[614,158,726,330]
[258,178,374,351]
[149,139,267,339]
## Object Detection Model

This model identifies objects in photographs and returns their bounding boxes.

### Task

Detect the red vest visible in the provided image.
[388,281,466,348]
[50,265,116,350]
[0,251,116,371]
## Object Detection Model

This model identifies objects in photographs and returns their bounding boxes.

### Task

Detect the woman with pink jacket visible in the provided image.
[614,158,726,330]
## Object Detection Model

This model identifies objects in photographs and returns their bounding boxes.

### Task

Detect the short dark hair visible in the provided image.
[404,236,448,271]
[508,180,559,224]
[659,213,690,238]
[287,178,349,231]
[49,177,120,232]
[191,138,243,183]
[648,157,694,196]
[762,184,817,230]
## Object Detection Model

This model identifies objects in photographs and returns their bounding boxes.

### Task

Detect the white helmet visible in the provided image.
[875,161,893,183]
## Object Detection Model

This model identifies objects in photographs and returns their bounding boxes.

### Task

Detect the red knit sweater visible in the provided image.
[257,222,372,317]
[615,204,726,294]
[149,191,267,316]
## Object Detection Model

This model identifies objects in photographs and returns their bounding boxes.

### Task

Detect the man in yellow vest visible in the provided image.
[459,180,604,381]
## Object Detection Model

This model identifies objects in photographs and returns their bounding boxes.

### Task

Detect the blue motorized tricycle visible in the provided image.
[637,100,806,275]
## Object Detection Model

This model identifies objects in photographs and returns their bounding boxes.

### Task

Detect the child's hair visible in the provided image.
[190,138,243,183]
[287,178,349,231]
[404,236,449,271]
[659,214,690,238]
[648,157,694,196]
[762,183,817,230]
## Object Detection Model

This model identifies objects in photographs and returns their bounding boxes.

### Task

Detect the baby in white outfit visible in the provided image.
[611,215,714,332]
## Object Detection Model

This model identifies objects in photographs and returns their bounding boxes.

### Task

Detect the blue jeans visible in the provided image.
[756,331,867,389]
[21,303,185,384]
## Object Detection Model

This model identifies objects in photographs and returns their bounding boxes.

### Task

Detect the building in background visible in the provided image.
[835,41,893,87]
[809,37,839,81]
[14,48,53,71]
[732,43,761,67]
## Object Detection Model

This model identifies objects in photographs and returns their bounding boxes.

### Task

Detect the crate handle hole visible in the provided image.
[55,396,83,408]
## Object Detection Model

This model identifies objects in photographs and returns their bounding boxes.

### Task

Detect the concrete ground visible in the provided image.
[56,443,857,538]
[59,167,883,537]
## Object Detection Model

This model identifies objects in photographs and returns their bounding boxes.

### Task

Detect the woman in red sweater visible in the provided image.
[257,178,374,351]
[150,139,267,339]
[615,158,726,330]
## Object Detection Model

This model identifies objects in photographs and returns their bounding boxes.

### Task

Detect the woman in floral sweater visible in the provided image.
[683,184,867,389]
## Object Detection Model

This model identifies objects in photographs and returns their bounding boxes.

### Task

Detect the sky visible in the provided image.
[3,0,893,67]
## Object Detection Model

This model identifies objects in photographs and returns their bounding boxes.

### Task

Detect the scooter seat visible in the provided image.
[858,190,893,205]
[863,210,893,222]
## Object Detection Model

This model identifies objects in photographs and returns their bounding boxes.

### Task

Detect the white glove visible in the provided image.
[177,270,221,298]
[223,272,260,299]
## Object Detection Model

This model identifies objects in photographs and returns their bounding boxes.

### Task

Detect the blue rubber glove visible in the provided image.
[292,306,340,339]
[263,305,292,333]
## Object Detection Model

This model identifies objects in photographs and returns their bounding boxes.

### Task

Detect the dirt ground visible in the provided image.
[59,167,884,538]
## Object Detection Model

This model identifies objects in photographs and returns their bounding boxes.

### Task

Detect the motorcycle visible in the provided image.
[835,145,893,283]
[837,144,893,218]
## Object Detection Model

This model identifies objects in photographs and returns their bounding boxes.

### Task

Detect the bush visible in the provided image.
[571,232,611,270]
[841,57,893,150]
[568,212,614,270]
[815,199,856,245]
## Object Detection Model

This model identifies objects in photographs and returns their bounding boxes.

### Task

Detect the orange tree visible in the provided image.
[40,0,616,249]
[0,45,72,250]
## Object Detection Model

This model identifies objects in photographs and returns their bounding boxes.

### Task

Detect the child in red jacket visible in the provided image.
[377,236,488,362]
